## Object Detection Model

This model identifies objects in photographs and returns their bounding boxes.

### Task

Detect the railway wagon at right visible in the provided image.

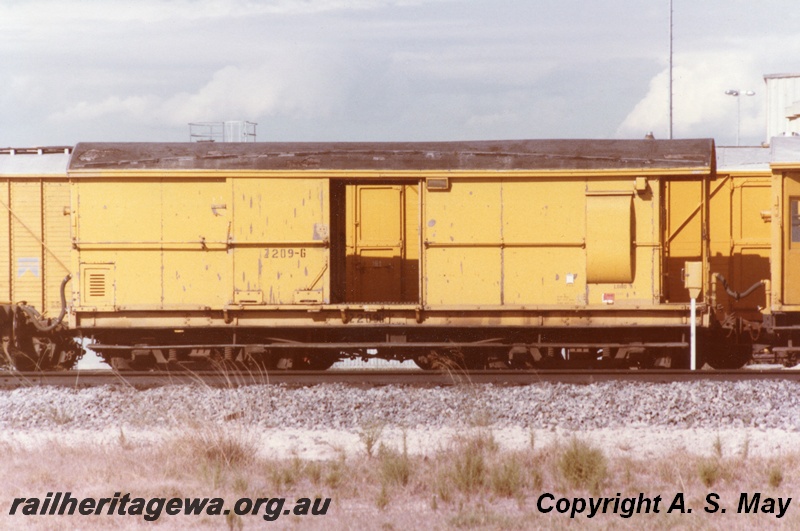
[766,136,800,362]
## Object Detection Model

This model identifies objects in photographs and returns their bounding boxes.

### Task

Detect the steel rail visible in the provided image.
[0,368,799,389]
[88,341,690,351]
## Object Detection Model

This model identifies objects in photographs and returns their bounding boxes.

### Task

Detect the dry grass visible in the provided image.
[557,437,608,493]
[2,428,800,529]
[358,420,385,459]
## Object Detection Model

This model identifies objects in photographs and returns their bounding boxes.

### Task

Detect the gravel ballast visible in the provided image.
[2,381,799,431]
[2,381,799,460]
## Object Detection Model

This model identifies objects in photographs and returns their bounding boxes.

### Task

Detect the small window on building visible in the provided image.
[792,198,800,244]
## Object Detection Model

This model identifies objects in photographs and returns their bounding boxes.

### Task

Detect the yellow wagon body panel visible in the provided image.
[424,180,501,305]
[70,170,677,314]
[11,182,45,310]
[708,172,771,316]
[43,181,73,315]
[664,169,771,317]
[74,178,232,309]
[0,149,73,318]
[500,179,587,305]
[0,183,10,302]
[231,178,329,305]
[65,140,716,336]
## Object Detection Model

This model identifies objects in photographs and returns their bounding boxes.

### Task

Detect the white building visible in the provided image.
[764,73,800,141]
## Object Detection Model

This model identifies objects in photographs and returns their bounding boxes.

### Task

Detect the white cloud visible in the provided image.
[48,53,349,130]
[0,0,452,27]
[616,51,765,144]
[391,48,558,87]
[50,95,157,122]
[160,61,343,124]
[6,0,800,146]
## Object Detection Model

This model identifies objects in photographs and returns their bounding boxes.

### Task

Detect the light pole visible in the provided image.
[724,89,755,146]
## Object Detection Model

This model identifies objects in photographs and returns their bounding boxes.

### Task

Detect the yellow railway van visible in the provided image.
[0,138,787,370]
[60,138,744,370]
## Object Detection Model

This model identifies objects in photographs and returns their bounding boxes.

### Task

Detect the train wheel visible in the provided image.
[108,356,134,371]
[263,353,337,370]
[6,345,37,371]
[645,348,689,369]
[412,354,434,370]
[508,355,534,369]
[413,349,468,371]
[294,354,337,370]
[534,347,566,369]
[465,353,490,370]
[414,349,497,370]
[216,347,265,371]
[562,348,604,369]
[5,337,64,371]
[507,346,535,369]
[704,343,751,369]
[54,339,83,370]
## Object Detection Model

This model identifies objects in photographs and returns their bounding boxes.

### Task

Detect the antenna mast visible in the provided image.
[669,0,674,139]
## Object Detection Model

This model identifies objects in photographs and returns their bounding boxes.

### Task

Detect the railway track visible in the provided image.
[1,367,800,389]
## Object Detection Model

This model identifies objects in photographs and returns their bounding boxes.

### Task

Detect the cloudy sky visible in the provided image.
[1,0,798,147]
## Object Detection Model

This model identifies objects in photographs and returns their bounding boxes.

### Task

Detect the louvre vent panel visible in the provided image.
[88,274,106,298]
[80,264,114,306]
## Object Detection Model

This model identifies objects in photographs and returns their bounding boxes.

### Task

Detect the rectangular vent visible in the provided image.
[80,263,114,306]
[88,273,107,298]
